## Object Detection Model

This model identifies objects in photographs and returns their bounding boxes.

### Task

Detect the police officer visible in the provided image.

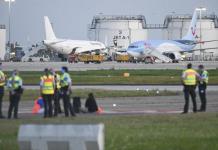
[60,66,75,117]
[7,70,23,119]
[181,63,199,114]
[0,63,6,118]
[198,65,208,112]
[40,68,55,118]
[50,68,62,116]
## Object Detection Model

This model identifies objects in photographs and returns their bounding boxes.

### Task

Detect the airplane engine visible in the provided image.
[163,51,181,63]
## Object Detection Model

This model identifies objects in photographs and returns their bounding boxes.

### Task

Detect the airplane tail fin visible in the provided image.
[182,9,198,41]
[44,16,56,40]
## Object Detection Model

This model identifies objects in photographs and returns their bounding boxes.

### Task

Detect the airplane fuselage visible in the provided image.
[127,40,196,59]
[44,39,106,55]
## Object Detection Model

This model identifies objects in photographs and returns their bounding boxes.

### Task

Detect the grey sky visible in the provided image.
[0,0,217,45]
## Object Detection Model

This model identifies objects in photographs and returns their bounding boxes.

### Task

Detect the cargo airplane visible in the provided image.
[43,16,106,55]
[127,9,218,63]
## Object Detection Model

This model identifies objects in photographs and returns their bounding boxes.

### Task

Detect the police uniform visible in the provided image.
[182,68,198,113]
[198,70,208,112]
[7,74,23,119]
[60,72,75,117]
[53,73,62,116]
[0,70,5,118]
[40,75,55,118]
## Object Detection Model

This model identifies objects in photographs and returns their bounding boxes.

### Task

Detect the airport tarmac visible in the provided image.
[2,61,218,71]
[24,85,218,91]
[1,91,218,117]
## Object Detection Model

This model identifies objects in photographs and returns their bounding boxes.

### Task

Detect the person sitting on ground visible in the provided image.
[85,93,98,113]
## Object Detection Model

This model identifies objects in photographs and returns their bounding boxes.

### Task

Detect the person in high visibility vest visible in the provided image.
[40,68,55,118]
[181,63,199,114]
[50,68,62,116]
[60,66,75,117]
[0,62,6,119]
[198,65,209,112]
[7,70,23,119]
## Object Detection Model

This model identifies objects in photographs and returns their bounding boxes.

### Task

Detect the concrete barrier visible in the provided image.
[18,124,104,150]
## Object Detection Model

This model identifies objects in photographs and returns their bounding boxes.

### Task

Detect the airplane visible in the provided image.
[126,9,217,63]
[43,16,106,55]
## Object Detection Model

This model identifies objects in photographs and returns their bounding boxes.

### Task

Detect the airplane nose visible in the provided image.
[127,50,137,57]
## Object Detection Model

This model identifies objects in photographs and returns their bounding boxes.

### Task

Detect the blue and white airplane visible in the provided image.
[127,9,199,63]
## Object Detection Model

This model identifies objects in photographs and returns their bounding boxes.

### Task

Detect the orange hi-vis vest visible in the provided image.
[41,75,54,94]
[183,69,197,85]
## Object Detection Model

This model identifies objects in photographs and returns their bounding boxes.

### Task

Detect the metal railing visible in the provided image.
[90,15,147,29]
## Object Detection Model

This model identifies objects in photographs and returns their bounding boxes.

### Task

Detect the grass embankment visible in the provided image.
[4,69,218,85]
[0,113,218,150]
[2,89,179,101]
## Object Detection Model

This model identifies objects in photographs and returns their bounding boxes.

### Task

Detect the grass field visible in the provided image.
[0,113,218,150]
[3,69,218,85]
[2,89,179,101]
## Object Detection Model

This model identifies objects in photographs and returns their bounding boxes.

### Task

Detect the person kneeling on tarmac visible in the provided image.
[85,93,98,113]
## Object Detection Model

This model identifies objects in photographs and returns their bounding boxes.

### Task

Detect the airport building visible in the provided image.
[0,25,6,60]
[161,14,218,60]
[87,15,148,49]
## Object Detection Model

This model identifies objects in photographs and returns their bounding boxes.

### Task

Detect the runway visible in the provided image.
[2,61,218,71]
[24,85,218,91]
[1,92,218,117]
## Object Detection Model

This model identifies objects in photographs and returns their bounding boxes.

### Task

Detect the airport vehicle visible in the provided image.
[127,9,217,63]
[77,54,104,64]
[43,16,106,56]
[22,47,50,62]
[115,54,130,63]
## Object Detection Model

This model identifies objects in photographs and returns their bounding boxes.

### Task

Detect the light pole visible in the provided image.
[196,7,206,61]
[5,0,15,50]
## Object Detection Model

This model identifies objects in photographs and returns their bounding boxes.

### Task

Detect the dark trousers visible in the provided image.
[54,90,62,116]
[0,86,4,117]
[8,92,21,119]
[0,93,3,117]
[198,83,207,111]
[62,89,75,117]
[183,85,197,113]
[42,94,53,118]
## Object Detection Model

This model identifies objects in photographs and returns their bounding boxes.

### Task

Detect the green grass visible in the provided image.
[0,113,218,150]
[3,69,218,85]
[2,89,179,101]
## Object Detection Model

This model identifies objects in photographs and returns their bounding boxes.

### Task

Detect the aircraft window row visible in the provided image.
[128,45,138,48]
[175,40,195,45]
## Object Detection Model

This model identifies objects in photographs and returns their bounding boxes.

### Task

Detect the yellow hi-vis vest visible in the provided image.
[55,73,61,89]
[0,71,5,86]
[200,70,209,84]
[183,69,197,85]
[8,75,22,90]
[60,73,70,87]
[41,75,54,94]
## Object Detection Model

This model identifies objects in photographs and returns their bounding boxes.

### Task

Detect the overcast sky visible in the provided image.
[0,0,217,45]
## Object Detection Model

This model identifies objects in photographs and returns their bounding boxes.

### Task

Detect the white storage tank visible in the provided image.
[162,14,218,58]
[88,15,148,49]
[0,25,6,61]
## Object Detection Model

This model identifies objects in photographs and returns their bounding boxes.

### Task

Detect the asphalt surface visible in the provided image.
[2,61,218,71]
[1,91,217,117]
[24,85,218,91]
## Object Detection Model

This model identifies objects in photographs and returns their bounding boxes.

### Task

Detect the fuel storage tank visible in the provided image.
[87,15,148,49]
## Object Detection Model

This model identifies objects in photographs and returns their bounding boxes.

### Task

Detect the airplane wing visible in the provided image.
[189,47,218,52]
[194,40,218,44]
[144,47,172,63]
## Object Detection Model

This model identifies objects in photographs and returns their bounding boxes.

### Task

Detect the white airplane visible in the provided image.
[127,9,218,63]
[43,16,106,55]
